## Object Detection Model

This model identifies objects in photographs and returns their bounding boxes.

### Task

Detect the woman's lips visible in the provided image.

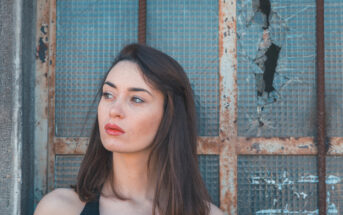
[105,123,125,136]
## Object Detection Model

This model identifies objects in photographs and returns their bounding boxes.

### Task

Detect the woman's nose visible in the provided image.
[109,99,125,118]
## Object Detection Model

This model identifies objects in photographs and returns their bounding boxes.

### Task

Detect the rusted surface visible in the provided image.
[54,136,221,155]
[237,137,317,155]
[219,0,237,214]
[47,0,57,193]
[54,137,89,154]
[138,0,146,44]
[53,135,343,156]
[33,0,50,206]
[316,0,326,214]
[327,138,343,155]
[197,137,220,155]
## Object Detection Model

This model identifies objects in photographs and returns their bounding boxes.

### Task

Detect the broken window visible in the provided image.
[237,0,316,137]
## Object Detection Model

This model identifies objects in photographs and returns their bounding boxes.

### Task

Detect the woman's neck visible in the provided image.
[106,151,156,202]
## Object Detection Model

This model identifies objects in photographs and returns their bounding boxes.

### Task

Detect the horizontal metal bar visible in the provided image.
[236,137,316,155]
[197,137,221,154]
[54,137,88,154]
[54,136,343,155]
[238,137,343,155]
[54,136,221,155]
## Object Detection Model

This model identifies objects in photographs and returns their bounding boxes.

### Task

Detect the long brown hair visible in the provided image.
[75,43,211,215]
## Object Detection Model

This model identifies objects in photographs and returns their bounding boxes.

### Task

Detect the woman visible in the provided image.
[35,44,223,215]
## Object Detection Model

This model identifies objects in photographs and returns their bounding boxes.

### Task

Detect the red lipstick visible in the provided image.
[105,123,125,136]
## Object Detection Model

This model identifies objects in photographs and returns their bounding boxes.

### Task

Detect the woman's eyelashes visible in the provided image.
[102,91,145,104]
[102,91,114,99]
[131,96,144,104]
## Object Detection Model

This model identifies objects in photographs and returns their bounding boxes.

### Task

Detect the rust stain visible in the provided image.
[138,0,147,44]
[220,144,237,214]
[197,137,220,154]
[34,0,53,202]
[218,0,224,58]
[55,137,89,154]
[217,1,238,213]
[46,0,57,192]
[327,137,343,155]
[237,137,316,155]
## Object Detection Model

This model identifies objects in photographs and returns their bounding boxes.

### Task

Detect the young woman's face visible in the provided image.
[98,60,164,154]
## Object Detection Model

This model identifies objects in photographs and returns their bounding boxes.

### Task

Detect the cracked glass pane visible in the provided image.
[238,155,343,215]
[237,0,316,137]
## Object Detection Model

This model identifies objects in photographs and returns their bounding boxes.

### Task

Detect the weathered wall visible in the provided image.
[0,0,36,214]
[0,0,19,214]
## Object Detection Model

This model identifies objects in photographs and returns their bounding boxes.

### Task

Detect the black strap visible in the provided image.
[80,197,100,215]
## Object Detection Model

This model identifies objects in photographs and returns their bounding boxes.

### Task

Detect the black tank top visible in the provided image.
[80,197,100,215]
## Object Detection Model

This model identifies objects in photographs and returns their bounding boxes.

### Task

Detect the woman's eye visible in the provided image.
[132,96,144,103]
[102,92,113,99]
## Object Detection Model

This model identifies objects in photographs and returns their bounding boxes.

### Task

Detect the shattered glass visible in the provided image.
[238,155,343,215]
[237,0,316,137]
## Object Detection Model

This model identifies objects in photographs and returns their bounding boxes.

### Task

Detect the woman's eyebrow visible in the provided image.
[129,87,153,96]
[104,81,152,96]
[104,81,116,88]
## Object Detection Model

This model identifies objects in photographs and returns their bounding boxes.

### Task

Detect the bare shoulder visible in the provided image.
[209,203,225,215]
[34,188,85,215]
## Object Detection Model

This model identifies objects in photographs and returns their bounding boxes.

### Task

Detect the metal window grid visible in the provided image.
[34,0,343,214]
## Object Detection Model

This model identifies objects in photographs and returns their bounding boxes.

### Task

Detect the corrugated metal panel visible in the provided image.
[146,0,219,136]
[237,0,316,137]
[325,0,343,137]
[55,0,138,137]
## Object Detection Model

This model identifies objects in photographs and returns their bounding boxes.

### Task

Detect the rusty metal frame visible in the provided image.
[33,0,51,206]
[316,0,326,214]
[138,0,147,44]
[34,0,343,214]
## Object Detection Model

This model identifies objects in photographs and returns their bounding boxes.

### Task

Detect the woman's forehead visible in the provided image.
[104,61,156,92]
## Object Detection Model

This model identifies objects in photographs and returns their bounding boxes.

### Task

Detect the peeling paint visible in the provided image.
[36,37,48,63]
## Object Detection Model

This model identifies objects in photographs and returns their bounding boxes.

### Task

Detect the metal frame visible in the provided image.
[34,0,343,214]
[34,0,51,206]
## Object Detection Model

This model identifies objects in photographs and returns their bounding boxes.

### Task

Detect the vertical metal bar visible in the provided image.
[219,0,238,214]
[47,0,57,193]
[316,0,326,214]
[34,0,50,206]
[138,0,146,44]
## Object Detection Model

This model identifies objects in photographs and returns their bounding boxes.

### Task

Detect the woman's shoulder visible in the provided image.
[209,203,225,215]
[34,188,85,215]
